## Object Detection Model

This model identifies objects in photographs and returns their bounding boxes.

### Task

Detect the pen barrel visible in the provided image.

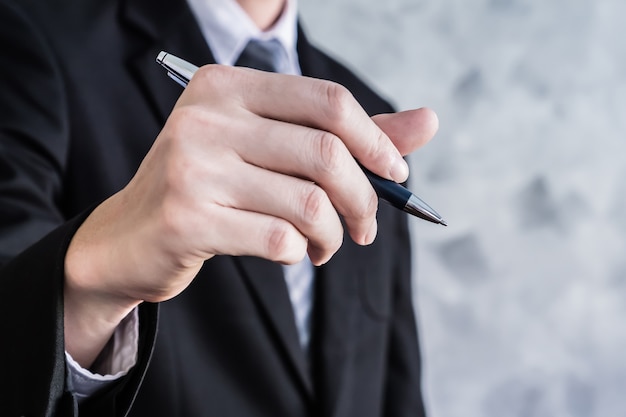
[363,169,410,210]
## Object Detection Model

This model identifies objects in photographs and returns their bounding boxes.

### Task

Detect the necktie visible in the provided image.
[234,38,287,73]
[234,38,315,351]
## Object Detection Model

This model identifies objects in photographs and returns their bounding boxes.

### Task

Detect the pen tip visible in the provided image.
[405,194,447,227]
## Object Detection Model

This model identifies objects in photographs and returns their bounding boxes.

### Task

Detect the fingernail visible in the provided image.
[390,154,409,183]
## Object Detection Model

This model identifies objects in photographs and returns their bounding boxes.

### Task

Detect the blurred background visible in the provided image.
[300,0,626,416]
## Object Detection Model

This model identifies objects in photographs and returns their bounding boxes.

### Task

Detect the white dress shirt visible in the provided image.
[67,0,316,397]
[187,0,301,75]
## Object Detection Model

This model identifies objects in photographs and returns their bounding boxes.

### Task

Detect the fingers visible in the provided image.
[187,66,409,182]
[230,115,378,246]
[171,65,439,263]
[218,162,345,265]
[204,206,309,265]
[162,171,341,266]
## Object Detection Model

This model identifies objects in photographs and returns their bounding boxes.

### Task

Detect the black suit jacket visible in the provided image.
[0,0,426,416]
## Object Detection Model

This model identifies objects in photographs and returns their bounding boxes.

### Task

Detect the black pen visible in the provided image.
[156,51,447,226]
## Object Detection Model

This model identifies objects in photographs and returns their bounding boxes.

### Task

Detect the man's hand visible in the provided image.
[63,66,438,367]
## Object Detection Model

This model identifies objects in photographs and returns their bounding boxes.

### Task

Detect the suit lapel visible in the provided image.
[297,23,330,81]
[234,257,314,397]
[121,0,215,124]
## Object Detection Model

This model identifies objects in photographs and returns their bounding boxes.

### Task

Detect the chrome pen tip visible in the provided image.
[405,194,447,226]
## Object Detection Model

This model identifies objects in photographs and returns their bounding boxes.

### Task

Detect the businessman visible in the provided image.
[0,0,439,415]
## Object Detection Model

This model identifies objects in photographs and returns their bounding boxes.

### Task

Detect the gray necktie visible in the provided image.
[234,38,287,73]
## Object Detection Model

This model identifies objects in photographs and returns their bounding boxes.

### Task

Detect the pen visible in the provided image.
[156,51,447,226]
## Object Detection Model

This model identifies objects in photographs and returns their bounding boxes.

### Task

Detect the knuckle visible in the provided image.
[160,109,229,190]
[364,129,388,162]
[193,64,234,89]
[265,219,297,260]
[299,184,328,226]
[165,105,212,149]
[353,188,378,222]
[318,81,355,127]
[313,131,346,178]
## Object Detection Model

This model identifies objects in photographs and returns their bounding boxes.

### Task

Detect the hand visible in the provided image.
[63,66,438,366]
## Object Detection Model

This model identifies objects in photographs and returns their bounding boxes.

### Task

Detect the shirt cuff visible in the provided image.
[65,308,139,400]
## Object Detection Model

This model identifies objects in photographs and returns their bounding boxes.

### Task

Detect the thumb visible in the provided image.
[372,108,439,156]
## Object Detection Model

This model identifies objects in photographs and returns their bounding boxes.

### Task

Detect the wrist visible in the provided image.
[64,210,141,368]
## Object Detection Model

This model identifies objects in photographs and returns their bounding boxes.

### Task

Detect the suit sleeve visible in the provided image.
[0,2,158,416]
[0,0,68,262]
[382,211,428,417]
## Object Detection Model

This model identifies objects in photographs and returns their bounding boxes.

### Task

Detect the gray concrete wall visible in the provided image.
[300,1,626,416]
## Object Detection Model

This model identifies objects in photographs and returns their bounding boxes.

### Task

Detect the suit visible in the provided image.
[0,0,426,416]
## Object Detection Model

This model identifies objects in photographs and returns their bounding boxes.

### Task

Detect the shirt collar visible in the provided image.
[186,0,300,73]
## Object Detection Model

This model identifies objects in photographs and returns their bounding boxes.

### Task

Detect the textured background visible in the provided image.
[300,1,626,416]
